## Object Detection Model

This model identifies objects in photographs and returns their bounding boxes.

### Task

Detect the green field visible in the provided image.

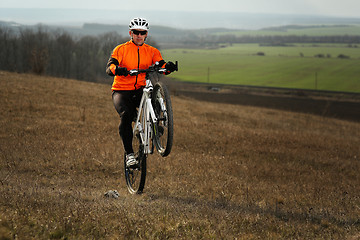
[163,44,360,93]
[216,25,360,36]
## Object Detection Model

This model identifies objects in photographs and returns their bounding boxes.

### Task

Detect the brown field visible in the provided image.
[1,71,360,239]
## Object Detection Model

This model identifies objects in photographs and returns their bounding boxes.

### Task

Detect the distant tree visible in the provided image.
[338,54,350,59]
[18,26,51,74]
[50,31,75,78]
[0,28,17,71]
[31,48,48,75]
[100,32,124,56]
[73,35,100,81]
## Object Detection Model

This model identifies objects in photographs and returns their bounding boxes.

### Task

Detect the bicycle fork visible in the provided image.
[155,92,168,126]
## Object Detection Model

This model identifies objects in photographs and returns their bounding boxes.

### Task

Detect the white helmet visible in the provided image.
[129,17,149,31]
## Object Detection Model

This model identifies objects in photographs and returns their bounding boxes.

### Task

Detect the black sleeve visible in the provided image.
[106,57,120,76]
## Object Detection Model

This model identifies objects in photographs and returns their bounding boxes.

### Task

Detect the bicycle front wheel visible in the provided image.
[124,131,146,194]
[152,82,174,157]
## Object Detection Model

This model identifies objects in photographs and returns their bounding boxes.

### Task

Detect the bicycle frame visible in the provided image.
[124,62,177,194]
[133,79,157,155]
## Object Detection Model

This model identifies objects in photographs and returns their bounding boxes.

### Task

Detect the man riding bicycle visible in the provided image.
[106,17,177,168]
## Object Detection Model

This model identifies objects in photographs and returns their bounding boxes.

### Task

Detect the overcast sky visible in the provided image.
[1,0,360,18]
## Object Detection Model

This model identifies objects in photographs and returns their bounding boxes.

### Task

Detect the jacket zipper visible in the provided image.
[134,46,140,90]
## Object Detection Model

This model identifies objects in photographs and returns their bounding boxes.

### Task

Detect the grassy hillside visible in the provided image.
[163,44,360,92]
[1,71,360,239]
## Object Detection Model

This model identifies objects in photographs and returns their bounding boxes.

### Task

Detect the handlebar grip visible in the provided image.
[175,61,178,71]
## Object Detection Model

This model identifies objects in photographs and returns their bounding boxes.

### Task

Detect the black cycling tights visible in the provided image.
[112,89,143,154]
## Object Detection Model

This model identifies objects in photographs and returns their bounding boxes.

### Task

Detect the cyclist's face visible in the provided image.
[130,29,148,46]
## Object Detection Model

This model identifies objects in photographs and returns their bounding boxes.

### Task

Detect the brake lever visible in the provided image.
[129,69,138,76]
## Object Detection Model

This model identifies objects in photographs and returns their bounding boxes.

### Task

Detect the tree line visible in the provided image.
[172,33,360,48]
[0,26,158,83]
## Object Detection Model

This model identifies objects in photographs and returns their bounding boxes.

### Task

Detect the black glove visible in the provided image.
[165,61,177,72]
[115,66,128,76]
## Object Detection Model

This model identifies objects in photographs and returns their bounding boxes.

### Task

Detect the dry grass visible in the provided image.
[1,71,359,239]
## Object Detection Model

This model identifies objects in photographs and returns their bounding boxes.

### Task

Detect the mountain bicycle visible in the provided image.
[124,61,178,194]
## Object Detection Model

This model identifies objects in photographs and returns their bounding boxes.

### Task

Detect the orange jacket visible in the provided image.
[106,40,164,91]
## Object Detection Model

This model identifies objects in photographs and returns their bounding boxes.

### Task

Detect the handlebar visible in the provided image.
[128,61,178,76]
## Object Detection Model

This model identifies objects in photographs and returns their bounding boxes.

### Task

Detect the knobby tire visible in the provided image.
[152,82,174,157]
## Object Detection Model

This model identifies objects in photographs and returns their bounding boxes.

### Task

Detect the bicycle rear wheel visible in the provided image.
[124,131,146,194]
[152,82,173,157]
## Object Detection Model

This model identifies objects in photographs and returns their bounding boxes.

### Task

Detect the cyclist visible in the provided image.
[106,17,177,168]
